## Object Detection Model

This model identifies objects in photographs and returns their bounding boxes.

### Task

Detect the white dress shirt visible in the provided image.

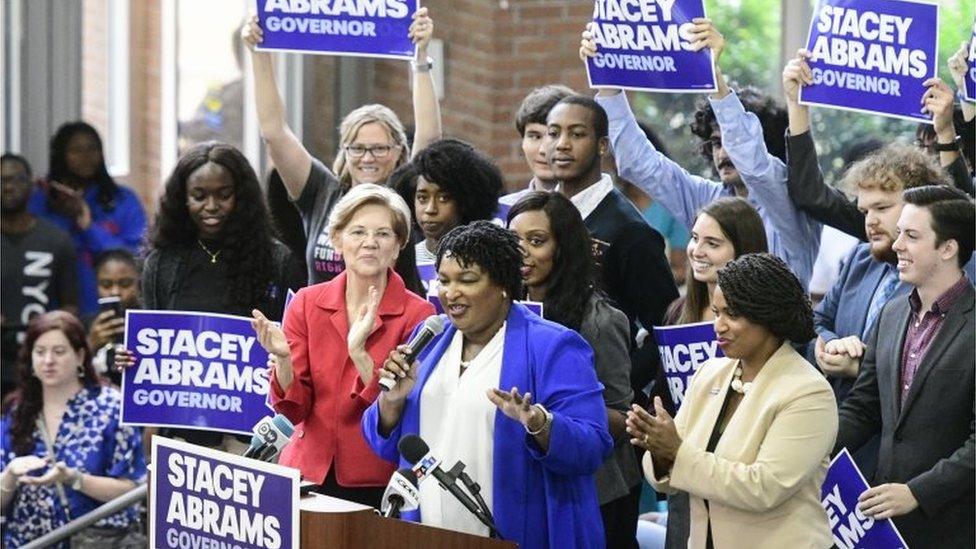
[418,323,506,537]
[558,173,615,221]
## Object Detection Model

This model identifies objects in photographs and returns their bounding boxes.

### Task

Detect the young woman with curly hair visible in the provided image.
[390,138,502,291]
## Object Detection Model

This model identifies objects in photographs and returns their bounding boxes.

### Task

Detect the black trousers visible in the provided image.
[314,468,386,510]
[601,482,641,549]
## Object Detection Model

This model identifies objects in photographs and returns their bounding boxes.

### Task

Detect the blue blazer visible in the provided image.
[815,243,910,345]
[362,303,612,549]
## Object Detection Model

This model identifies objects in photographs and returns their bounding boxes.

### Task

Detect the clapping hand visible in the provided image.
[627,397,681,466]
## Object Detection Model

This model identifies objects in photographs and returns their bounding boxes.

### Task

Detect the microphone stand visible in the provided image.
[445,461,500,538]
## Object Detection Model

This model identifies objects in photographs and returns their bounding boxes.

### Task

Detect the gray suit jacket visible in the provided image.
[836,283,975,548]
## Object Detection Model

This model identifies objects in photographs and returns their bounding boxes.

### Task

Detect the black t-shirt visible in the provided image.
[1,220,78,389]
[141,239,305,446]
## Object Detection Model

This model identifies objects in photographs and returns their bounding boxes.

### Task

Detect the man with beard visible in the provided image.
[0,154,77,396]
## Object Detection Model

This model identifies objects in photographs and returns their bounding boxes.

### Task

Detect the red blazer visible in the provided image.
[270,270,434,486]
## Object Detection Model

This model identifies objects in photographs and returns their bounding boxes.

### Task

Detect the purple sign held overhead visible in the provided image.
[151,436,300,549]
[653,321,722,410]
[585,0,716,93]
[821,449,908,549]
[256,0,419,60]
[121,310,273,436]
[799,0,939,123]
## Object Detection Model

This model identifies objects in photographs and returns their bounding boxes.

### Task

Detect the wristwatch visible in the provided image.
[70,469,83,490]
[934,136,962,152]
[411,56,433,73]
[525,404,553,435]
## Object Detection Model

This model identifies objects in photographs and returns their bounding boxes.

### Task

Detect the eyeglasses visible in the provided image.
[344,144,398,159]
[344,227,398,242]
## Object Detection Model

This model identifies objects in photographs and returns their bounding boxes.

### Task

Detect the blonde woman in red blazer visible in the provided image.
[252,184,434,507]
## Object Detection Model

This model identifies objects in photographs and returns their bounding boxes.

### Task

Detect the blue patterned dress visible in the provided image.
[0,386,146,547]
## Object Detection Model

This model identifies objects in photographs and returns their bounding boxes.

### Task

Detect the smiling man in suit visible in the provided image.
[834,185,974,548]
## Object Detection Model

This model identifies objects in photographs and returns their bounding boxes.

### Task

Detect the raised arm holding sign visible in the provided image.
[584,0,716,93]
[798,0,939,122]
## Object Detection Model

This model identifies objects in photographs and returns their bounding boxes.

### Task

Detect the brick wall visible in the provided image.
[369,0,593,192]
[80,0,161,215]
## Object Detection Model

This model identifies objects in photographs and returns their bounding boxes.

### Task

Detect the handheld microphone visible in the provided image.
[242,414,295,462]
[379,315,446,392]
[397,434,502,538]
[380,467,421,518]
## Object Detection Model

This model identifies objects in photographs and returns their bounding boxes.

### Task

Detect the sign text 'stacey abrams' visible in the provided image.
[256,0,418,60]
[121,310,274,435]
[586,0,717,93]
[799,0,938,122]
[152,436,300,549]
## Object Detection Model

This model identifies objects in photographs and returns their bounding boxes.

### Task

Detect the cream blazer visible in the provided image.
[645,343,837,549]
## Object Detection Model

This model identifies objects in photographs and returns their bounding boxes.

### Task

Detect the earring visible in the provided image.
[77,365,84,378]
[502,290,508,299]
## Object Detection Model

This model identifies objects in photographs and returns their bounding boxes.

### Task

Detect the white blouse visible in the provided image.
[418,323,506,537]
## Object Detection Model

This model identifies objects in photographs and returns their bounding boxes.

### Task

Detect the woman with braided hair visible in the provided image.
[627,253,837,548]
[362,221,611,548]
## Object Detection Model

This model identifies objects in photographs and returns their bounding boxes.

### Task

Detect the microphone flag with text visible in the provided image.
[242,414,294,462]
[380,467,421,519]
[397,434,502,538]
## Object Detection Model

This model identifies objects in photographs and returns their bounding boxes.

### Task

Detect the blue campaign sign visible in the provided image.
[121,310,273,436]
[799,0,939,123]
[417,261,437,295]
[653,321,723,410]
[256,0,419,60]
[821,449,908,549]
[966,22,976,102]
[585,0,717,93]
[151,436,299,549]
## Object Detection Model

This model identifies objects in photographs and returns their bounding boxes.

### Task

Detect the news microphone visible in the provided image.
[242,414,295,462]
[397,434,502,538]
[380,467,420,519]
[379,315,446,392]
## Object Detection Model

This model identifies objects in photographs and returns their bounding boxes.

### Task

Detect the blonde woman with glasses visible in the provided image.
[242,8,441,291]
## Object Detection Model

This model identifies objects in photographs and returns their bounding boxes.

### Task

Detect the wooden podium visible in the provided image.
[299,494,516,548]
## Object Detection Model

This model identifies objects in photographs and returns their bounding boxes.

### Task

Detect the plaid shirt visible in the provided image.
[899,275,971,405]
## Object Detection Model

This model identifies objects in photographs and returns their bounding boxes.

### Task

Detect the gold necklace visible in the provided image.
[198,240,221,264]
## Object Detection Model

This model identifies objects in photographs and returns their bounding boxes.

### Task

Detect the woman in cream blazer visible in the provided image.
[628,254,837,549]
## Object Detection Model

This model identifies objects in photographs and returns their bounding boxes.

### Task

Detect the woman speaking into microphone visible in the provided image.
[362,221,611,549]
[251,184,433,507]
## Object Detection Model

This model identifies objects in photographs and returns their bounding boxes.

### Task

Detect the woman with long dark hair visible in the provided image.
[28,122,147,316]
[0,311,146,547]
[507,191,642,548]
[143,142,305,318]
[133,142,305,450]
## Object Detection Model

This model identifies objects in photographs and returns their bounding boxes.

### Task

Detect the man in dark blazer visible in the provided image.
[835,186,975,548]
